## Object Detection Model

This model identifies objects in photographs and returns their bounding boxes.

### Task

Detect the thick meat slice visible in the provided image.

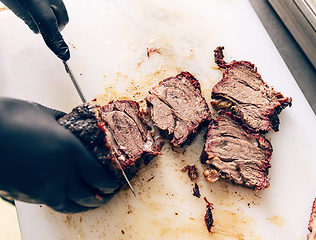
[146,71,210,147]
[201,112,272,190]
[98,100,161,179]
[211,46,292,133]
[58,100,161,183]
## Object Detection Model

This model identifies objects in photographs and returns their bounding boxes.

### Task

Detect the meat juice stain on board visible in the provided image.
[181,140,263,239]
[41,150,263,240]
[62,103,258,236]
[177,127,266,238]
[268,215,285,227]
[42,83,263,239]
[43,141,262,239]
[40,46,263,239]
[91,36,221,109]
[151,139,262,239]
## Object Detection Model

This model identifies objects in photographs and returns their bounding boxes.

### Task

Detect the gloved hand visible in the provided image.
[1,0,70,61]
[0,97,121,213]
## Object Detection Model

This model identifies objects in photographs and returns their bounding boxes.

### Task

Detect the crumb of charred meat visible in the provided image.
[212,46,292,133]
[193,183,201,198]
[146,71,210,147]
[308,198,316,240]
[181,164,198,181]
[204,197,214,232]
[147,47,161,57]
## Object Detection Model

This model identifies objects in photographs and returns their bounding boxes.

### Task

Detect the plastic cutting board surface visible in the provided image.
[1,0,316,239]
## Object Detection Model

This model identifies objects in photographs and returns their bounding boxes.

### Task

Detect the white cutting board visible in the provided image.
[1,0,316,239]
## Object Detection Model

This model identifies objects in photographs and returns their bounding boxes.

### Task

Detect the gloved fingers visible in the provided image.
[4,0,70,60]
[1,0,39,33]
[25,0,67,34]
[41,180,113,213]
[29,102,66,120]
[37,181,96,213]
[62,134,121,194]
[77,154,121,195]
[66,176,110,207]
[26,0,70,60]
[50,200,96,214]
[16,11,39,33]
[52,191,114,213]
[49,0,69,32]
[40,27,70,61]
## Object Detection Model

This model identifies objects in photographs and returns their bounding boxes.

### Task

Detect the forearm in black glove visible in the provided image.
[1,0,70,61]
[0,97,121,213]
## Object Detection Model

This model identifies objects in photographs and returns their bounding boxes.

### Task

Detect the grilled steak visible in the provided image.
[212,46,292,133]
[58,100,161,183]
[146,71,210,147]
[201,112,272,190]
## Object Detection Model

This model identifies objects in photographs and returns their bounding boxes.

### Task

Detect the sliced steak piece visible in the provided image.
[146,71,210,147]
[211,46,292,133]
[98,100,161,179]
[201,112,272,191]
[308,198,316,240]
[58,100,161,183]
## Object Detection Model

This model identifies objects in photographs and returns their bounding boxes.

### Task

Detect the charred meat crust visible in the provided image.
[57,103,111,162]
[58,100,161,184]
[308,198,316,240]
[212,46,292,133]
[193,183,201,198]
[146,71,211,147]
[181,164,199,181]
[202,112,272,191]
[204,197,214,232]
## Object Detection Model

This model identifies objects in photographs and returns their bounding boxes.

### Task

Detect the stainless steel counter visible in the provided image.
[249,0,316,114]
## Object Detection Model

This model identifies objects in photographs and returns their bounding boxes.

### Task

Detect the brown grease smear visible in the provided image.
[44,169,262,240]
[92,64,181,109]
[0,7,8,12]
[268,215,285,227]
[42,42,262,240]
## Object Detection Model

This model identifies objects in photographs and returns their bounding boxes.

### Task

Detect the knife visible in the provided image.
[62,60,136,197]
[63,61,87,103]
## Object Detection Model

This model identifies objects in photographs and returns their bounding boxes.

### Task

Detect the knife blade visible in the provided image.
[62,60,136,197]
[63,61,87,103]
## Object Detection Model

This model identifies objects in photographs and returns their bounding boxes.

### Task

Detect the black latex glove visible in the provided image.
[0,97,121,213]
[1,0,70,61]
